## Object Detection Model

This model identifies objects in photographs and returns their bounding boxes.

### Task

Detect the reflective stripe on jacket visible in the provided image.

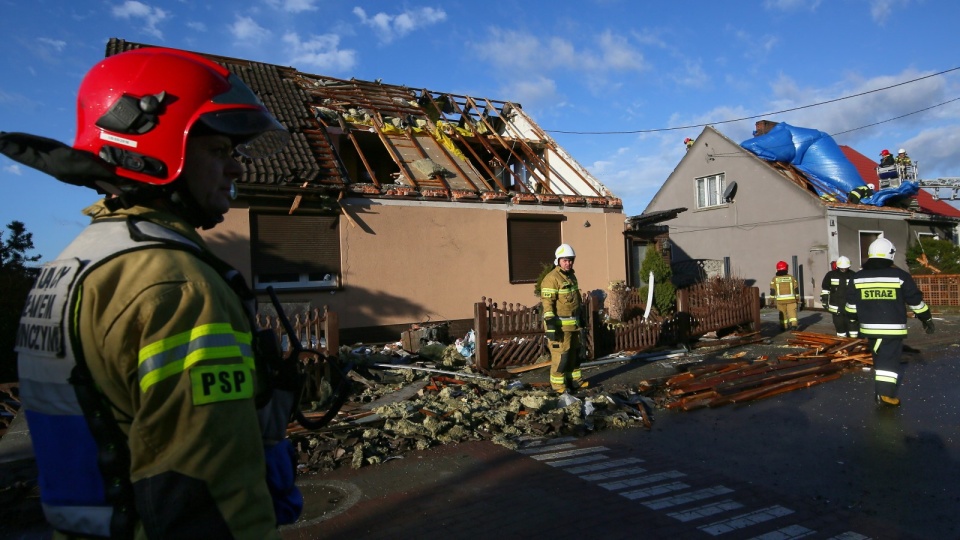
[820,269,854,313]
[844,265,930,338]
[541,266,582,331]
[770,275,798,301]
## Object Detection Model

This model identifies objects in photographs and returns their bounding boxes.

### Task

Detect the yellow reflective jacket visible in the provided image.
[75,201,278,540]
[540,266,582,332]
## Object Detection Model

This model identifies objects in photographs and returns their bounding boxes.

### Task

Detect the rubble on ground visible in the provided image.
[288,331,871,474]
[288,342,655,473]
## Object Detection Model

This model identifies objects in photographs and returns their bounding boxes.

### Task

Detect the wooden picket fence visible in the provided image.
[254,306,339,356]
[473,297,548,376]
[473,285,761,375]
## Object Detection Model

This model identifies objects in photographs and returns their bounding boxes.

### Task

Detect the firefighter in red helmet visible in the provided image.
[879,149,895,167]
[770,260,800,331]
[3,47,300,538]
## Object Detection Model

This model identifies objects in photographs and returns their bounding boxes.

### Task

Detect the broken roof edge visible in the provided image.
[105,38,622,205]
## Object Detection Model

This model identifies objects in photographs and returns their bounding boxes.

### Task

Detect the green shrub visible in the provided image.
[638,246,676,316]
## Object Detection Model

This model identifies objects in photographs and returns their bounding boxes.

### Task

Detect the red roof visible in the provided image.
[915,189,960,217]
[839,145,881,190]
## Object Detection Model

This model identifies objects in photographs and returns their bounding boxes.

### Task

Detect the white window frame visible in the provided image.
[253,273,338,291]
[695,173,726,209]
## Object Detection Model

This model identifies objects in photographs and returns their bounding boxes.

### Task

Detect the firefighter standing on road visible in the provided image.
[821,256,859,337]
[845,237,935,407]
[771,260,800,331]
[6,48,301,538]
[541,244,586,393]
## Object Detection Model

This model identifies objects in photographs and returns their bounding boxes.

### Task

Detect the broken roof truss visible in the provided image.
[292,73,618,206]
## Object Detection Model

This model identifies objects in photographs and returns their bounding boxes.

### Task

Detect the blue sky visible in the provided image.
[2,0,960,262]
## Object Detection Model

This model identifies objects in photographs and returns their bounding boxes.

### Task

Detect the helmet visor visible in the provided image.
[196,109,290,158]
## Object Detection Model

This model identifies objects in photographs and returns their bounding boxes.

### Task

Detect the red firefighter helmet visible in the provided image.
[880,149,891,156]
[73,47,289,185]
[776,260,788,271]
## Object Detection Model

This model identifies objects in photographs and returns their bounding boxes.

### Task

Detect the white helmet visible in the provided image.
[836,256,851,269]
[867,237,896,260]
[554,243,576,265]
[898,148,906,154]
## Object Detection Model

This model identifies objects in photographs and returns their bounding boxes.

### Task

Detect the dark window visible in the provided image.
[507,217,561,282]
[251,213,340,289]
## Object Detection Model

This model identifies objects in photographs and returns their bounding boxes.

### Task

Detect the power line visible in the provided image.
[545,66,960,135]
[704,95,960,159]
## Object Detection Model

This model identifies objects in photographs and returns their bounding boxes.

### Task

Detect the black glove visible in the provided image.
[820,294,829,307]
[922,318,935,334]
[544,317,559,341]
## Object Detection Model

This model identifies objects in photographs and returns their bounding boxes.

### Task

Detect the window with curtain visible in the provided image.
[695,173,725,209]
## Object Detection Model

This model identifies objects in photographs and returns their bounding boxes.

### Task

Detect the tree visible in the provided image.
[639,244,676,316]
[1,220,41,382]
[905,238,960,275]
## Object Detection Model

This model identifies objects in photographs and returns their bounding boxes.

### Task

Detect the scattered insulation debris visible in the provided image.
[287,357,656,473]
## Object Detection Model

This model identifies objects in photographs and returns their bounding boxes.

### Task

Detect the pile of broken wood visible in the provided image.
[641,332,871,411]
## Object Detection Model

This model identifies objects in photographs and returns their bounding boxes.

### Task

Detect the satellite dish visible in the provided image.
[723,181,738,202]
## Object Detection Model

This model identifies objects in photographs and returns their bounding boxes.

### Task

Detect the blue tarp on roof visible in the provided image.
[740,123,867,203]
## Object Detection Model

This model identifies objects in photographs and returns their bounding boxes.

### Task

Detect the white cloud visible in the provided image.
[3,163,23,176]
[230,15,271,44]
[36,38,66,52]
[283,32,357,72]
[111,1,169,40]
[186,21,206,32]
[353,6,447,43]
[500,75,559,107]
[266,0,318,13]
[474,28,645,75]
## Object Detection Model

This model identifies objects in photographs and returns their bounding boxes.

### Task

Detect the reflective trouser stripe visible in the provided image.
[875,369,899,384]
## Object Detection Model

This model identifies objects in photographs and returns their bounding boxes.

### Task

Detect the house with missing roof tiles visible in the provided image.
[107,38,629,342]
[642,121,960,308]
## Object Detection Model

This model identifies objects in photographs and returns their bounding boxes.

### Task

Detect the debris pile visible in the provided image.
[287,357,655,472]
[639,332,870,411]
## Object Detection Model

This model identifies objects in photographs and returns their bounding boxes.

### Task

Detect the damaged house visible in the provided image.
[642,121,960,306]
[107,39,627,342]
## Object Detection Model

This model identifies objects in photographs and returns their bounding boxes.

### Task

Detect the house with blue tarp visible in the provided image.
[640,120,959,309]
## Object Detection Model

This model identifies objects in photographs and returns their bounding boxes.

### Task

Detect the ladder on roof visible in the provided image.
[917,177,960,200]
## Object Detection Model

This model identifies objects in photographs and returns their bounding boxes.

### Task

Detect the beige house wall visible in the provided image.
[203,199,625,330]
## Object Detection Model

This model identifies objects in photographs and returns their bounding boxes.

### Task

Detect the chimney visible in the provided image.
[754,120,778,137]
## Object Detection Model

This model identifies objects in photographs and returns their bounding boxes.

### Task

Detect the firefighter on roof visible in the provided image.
[770,260,800,331]
[845,237,934,407]
[541,244,587,393]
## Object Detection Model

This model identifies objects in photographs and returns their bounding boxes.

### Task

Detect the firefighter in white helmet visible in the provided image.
[844,237,934,407]
[541,244,587,393]
[820,255,858,337]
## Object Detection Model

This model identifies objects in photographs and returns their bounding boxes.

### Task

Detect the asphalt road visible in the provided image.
[598,343,960,539]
